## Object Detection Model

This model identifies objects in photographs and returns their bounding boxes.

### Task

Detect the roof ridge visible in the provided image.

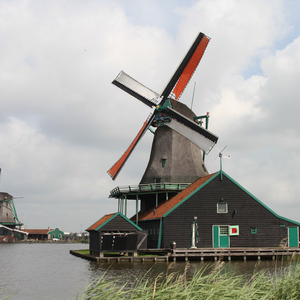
[86,212,117,231]
[138,173,217,221]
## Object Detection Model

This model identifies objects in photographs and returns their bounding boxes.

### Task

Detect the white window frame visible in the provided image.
[217,202,228,213]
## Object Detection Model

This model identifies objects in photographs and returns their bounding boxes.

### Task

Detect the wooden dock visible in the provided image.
[71,247,300,263]
[170,247,300,261]
[70,250,169,262]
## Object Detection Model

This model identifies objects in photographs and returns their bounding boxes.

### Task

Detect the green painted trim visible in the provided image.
[163,172,220,218]
[251,227,257,234]
[148,127,155,134]
[119,212,143,231]
[95,213,119,230]
[96,212,143,231]
[221,171,300,226]
[157,218,163,249]
[194,115,208,120]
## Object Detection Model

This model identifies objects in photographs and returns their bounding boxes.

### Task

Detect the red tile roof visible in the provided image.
[23,229,53,234]
[86,213,116,231]
[138,173,217,221]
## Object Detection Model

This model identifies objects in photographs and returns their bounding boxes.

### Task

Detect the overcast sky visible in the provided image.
[1,0,300,232]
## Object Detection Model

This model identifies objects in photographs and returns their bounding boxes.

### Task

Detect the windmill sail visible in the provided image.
[112,71,159,108]
[166,107,218,154]
[107,32,217,180]
[107,113,155,180]
[160,33,210,102]
[172,34,210,100]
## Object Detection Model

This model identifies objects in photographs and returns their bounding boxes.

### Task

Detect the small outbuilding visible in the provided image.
[87,212,147,257]
[136,171,300,249]
[0,224,28,242]
[48,228,64,240]
[24,229,51,241]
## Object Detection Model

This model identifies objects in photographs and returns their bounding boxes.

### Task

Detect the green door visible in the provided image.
[213,225,219,248]
[213,225,230,248]
[288,227,299,247]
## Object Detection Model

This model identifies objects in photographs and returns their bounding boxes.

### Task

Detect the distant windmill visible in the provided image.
[107,32,219,184]
[0,194,23,228]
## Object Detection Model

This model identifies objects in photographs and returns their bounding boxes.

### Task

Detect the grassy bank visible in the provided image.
[79,260,300,299]
[76,249,90,255]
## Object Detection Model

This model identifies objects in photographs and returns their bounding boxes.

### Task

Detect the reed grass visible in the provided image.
[79,260,300,300]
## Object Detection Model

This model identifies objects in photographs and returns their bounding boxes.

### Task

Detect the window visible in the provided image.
[161,159,166,167]
[251,227,257,234]
[217,203,228,213]
[219,226,229,235]
[155,178,161,184]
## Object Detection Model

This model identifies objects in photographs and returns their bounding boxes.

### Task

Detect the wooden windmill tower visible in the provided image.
[0,193,22,229]
[108,33,218,218]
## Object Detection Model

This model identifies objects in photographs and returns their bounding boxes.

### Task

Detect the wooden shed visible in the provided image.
[136,171,300,249]
[87,212,147,256]
[24,228,52,241]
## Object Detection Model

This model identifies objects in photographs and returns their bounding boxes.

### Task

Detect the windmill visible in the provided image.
[0,193,23,228]
[107,32,218,186]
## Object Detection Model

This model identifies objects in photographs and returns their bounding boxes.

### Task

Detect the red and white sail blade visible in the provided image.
[107,113,155,180]
[161,33,210,102]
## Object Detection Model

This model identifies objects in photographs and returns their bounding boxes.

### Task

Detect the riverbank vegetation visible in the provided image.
[79,258,300,299]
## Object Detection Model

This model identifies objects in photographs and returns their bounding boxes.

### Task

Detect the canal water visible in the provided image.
[0,243,297,299]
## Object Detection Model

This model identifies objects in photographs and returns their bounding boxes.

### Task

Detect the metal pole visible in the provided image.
[136,195,139,225]
[191,82,196,110]
[220,154,223,180]
[203,113,209,162]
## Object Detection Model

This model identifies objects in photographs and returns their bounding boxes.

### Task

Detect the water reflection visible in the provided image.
[86,256,298,285]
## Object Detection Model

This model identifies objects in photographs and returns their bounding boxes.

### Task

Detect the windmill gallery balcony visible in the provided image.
[109,183,191,222]
[110,182,190,199]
